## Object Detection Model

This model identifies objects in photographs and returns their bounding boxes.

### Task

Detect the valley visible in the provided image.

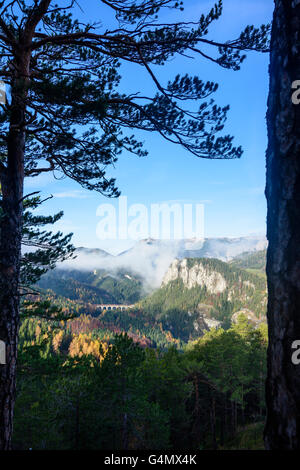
[32,239,268,347]
[16,239,269,450]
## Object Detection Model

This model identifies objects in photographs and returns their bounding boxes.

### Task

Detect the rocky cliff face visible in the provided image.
[162,258,227,294]
[142,256,267,333]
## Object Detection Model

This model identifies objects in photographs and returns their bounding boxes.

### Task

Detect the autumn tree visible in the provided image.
[0,0,269,449]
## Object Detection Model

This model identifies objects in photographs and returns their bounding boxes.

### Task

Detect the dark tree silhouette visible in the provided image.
[0,0,269,449]
[265,0,300,450]
[20,196,74,289]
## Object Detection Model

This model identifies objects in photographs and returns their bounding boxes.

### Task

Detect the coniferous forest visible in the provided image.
[15,314,267,450]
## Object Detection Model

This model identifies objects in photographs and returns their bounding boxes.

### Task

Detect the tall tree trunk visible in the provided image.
[0,56,28,449]
[265,0,300,450]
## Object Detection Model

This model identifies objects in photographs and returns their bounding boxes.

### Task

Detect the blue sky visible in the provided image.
[24,0,274,254]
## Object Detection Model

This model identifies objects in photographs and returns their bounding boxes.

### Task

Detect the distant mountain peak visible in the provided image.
[60,236,267,288]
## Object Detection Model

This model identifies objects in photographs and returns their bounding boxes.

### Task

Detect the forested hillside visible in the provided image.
[37,268,145,305]
[14,249,269,451]
[230,250,266,275]
[32,255,267,345]
[141,257,267,328]
[13,252,269,450]
[14,315,267,450]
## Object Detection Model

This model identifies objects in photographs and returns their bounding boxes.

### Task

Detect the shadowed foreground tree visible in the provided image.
[20,196,74,290]
[0,191,74,447]
[264,0,300,450]
[0,0,270,449]
[19,196,75,326]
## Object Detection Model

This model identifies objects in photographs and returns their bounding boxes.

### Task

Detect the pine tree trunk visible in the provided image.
[265,0,300,450]
[0,58,28,449]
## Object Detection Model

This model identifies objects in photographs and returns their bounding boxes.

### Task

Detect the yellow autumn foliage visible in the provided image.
[68,333,109,361]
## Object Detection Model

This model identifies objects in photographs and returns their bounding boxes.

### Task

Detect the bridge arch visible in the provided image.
[97,304,135,311]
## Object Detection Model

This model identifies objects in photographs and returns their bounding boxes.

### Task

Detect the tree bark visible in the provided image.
[265,0,300,450]
[0,52,28,449]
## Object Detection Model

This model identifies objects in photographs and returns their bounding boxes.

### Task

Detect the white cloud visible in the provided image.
[24,173,55,189]
[53,190,89,199]
[58,236,267,289]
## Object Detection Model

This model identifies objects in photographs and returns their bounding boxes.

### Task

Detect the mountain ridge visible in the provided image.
[141,255,267,327]
[59,236,267,288]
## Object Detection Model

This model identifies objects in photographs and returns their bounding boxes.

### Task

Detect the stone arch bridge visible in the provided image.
[96,304,135,311]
